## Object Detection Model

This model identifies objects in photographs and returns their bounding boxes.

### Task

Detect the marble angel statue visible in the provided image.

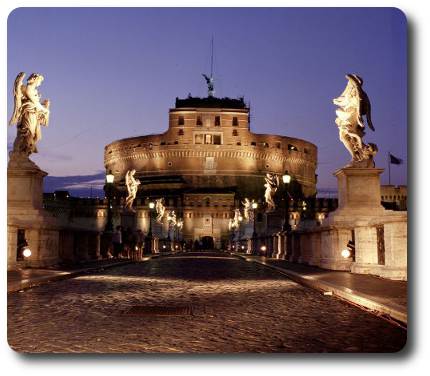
[333,74,378,167]
[264,173,279,212]
[167,210,177,227]
[228,209,242,231]
[242,198,254,223]
[125,169,140,212]
[155,198,166,223]
[9,72,51,157]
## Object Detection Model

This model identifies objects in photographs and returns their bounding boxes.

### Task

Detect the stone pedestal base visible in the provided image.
[319,166,407,280]
[7,157,60,270]
[8,158,47,210]
[334,166,385,214]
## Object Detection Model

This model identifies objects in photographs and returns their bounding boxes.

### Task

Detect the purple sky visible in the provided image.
[7,7,407,195]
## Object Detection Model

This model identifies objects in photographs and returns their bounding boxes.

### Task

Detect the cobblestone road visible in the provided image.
[8,254,406,353]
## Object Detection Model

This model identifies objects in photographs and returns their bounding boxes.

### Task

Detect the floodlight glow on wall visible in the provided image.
[23,247,32,258]
[341,249,351,258]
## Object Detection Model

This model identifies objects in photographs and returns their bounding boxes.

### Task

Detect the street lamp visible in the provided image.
[252,201,258,254]
[237,214,243,251]
[282,171,291,184]
[282,170,293,259]
[146,201,155,253]
[104,171,115,232]
[282,170,292,233]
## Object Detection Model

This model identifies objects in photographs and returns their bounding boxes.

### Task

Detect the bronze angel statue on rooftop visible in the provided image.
[333,74,378,167]
[9,72,50,157]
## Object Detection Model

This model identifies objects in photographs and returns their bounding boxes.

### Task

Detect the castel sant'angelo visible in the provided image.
[104,78,317,248]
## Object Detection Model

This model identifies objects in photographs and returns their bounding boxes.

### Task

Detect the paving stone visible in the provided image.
[7,255,406,353]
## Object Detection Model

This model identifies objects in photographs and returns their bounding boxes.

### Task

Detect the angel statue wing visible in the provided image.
[202,73,210,85]
[9,72,26,126]
[348,74,375,132]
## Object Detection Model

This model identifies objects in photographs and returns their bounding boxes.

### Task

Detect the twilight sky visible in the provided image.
[7,7,407,196]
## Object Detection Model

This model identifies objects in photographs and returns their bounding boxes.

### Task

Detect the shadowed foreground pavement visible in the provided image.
[7,254,406,353]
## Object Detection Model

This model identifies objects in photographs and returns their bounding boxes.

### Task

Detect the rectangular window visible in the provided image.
[232,129,238,136]
[195,134,203,144]
[196,116,202,126]
[213,135,221,145]
[215,116,221,126]
[205,134,212,144]
[232,117,238,126]
[178,116,184,125]
[178,129,184,136]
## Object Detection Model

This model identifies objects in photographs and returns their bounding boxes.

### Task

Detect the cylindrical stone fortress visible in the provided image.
[104,96,317,198]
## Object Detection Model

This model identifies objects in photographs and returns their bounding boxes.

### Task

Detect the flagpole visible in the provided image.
[388,152,391,185]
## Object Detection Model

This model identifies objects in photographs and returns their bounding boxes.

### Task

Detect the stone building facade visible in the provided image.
[104,96,318,248]
[380,185,407,211]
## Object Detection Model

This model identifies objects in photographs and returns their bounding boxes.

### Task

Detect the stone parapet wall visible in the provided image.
[283,211,407,280]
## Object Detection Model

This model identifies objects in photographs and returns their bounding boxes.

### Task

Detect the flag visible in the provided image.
[389,153,403,165]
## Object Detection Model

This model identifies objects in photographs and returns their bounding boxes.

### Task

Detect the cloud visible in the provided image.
[62,178,105,190]
[44,172,106,197]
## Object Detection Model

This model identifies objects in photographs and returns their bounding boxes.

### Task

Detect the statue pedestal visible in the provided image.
[7,156,60,270]
[322,167,385,270]
[334,167,385,215]
[7,158,47,210]
[321,167,407,279]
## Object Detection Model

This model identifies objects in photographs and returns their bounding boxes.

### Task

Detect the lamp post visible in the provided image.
[252,201,258,254]
[237,214,243,252]
[146,201,155,253]
[104,171,115,233]
[282,170,292,257]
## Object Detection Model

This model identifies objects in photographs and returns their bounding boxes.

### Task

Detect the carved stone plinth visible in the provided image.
[321,166,407,279]
[7,156,59,270]
[8,157,47,210]
[335,167,385,213]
